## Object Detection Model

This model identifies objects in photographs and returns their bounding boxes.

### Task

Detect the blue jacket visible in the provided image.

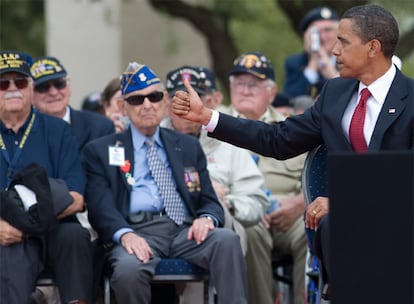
[0,108,85,193]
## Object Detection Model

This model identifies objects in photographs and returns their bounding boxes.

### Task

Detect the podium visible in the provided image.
[328,151,414,303]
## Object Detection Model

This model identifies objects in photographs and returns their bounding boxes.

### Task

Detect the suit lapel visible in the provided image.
[329,81,359,151]
[369,71,408,150]
[114,130,134,191]
[69,108,88,149]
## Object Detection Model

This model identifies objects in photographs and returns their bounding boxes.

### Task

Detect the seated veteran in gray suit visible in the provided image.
[83,62,247,304]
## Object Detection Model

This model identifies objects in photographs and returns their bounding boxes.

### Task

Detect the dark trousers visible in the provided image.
[313,214,330,284]
[46,221,93,303]
[0,238,43,304]
[106,217,247,304]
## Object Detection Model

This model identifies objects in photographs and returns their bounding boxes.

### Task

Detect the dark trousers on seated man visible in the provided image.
[106,216,245,303]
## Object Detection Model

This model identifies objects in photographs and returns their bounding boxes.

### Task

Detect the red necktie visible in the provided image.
[349,88,371,152]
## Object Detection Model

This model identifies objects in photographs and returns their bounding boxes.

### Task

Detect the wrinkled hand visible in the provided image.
[265,197,305,232]
[0,218,23,246]
[120,231,154,263]
[187,217,214,245]
[305,196,329,230]
[172,79,213,126]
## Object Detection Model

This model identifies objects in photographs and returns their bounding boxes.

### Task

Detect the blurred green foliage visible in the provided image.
[0,0,45,57]
[230,0,303,88]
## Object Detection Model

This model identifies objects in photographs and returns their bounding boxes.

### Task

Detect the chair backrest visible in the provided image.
[302,145,328,205]
[301,145,328,249]
[302,145,329,304]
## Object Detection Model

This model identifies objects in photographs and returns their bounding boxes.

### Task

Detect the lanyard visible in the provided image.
[0,112,36,187]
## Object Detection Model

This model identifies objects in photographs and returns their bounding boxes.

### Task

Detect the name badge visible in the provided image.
[109,146,125,166]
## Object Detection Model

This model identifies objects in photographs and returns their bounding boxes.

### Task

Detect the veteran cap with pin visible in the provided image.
[121,62,161,95]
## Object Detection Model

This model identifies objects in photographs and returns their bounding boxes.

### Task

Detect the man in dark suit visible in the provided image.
[30,56,115,151]
[0,50,92,304]
[30,56,115,301]
[83,62,247,304]
[284,6,340,99]
[172,4,414,299]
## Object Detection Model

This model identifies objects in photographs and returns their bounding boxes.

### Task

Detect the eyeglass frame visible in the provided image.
[0,77,31,91]
[34,78,68,93]
[125,91,164,106]
[229,75,273,94]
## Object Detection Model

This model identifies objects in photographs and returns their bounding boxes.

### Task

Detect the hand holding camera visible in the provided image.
[310,27,320,52]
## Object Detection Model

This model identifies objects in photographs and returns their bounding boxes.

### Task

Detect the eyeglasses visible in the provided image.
[125,91,164,106]
[230,80,268,94]
[0,77,30,91]
[34,79,67,93]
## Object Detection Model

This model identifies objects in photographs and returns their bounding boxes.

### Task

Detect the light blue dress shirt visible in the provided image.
[113,125,182,243]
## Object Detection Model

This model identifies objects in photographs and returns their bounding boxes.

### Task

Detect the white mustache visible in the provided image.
[4,91,24,99]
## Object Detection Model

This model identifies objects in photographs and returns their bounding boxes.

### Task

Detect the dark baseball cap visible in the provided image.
[229,51,274,81]
[30,56,67,85]
[0,50,33,77]
[166,66,216,97]
[299,6,339,33]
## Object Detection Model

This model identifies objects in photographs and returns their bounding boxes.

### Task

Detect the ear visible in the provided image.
[268,84,278,105]
[117,98,127,116]
[367,39,382,58]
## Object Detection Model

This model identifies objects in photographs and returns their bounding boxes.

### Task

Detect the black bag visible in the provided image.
[0,163,57,236]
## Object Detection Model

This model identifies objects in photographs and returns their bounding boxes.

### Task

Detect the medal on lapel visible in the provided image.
[184,166,200,192]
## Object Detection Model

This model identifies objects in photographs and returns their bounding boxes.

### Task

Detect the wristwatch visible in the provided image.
[204,216,214,223]
[202,215,215,226]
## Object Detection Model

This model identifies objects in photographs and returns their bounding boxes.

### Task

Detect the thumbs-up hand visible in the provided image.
[172,78,213,125]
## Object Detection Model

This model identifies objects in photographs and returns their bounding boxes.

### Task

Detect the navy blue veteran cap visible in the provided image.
[121,62,161,95]
[0,50,33,77]
[30,56,67,85]
[166,66,216,97]
[229,52,274,81]
[299,6,339,33]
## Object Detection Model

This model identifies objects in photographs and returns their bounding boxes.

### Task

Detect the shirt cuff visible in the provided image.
[202,109,219,132]
[113,227,134,244]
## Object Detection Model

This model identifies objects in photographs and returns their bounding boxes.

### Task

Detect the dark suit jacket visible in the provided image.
[212,69,414,158]
[284,52,330,98]
[70,107,115,151]
[83,127,224,243]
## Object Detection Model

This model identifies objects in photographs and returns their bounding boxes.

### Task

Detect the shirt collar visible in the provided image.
[359,64,396,105]
[63,106,70,123]
[130,124,162,150]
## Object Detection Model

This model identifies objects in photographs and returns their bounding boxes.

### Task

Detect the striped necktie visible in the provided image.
[145,138,186,224]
